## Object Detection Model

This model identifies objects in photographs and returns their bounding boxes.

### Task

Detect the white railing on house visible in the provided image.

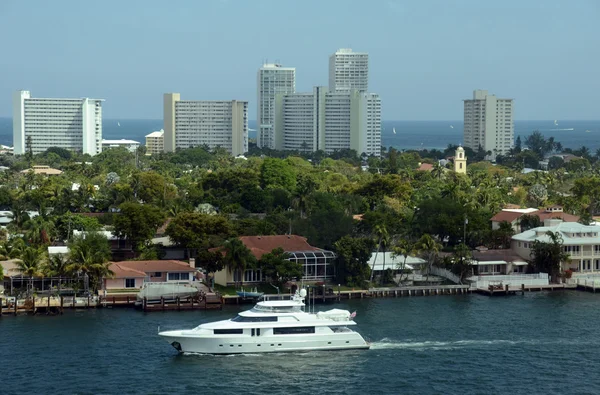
[468,273,549,289]
[430,266,461,284]
[567,278,600,287]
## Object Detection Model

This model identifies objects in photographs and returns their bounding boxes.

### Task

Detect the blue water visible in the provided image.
[1,117,599,152]
[3,293,600,394]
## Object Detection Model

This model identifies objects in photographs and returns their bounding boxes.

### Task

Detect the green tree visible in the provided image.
[16,247,44,294]
[524,130,552,159]
[572,177,600,216]
[417,234,442,282]
[221,238,257,287]
[259,247,302,285]
[260,157,297,192]
[113,203,166,255]
[66,232,113,292]
[392,238,417,283]
[493,221,515,249]
[519,214,542,232]
[165,212,232,254]
[54,213,102,241]
[451,243,472,282]
[333,236,375,287]
[528,231,568,283]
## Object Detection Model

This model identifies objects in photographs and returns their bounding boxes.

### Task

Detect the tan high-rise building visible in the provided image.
[162,93,248,156]
[145,130,164,155]
[463,89,514,160]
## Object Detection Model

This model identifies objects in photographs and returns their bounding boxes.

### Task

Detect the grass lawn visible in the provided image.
[213,283,284,296]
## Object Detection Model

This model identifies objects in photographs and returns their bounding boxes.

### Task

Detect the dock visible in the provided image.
[0,296,100,316]
[474,283,576,296]
[140,293,223,312]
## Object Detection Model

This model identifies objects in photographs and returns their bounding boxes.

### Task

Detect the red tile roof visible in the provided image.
[536,211,579,222]
[472,249,525,263]
[109,263,147,278]
[417,163,434,172]
[490,211,523,223]
[491,210,580,223]
[112,260,196,274]
[212,235,323,260]
[240,235,322,259]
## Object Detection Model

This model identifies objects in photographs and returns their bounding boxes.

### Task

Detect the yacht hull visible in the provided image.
[159,330,370,354]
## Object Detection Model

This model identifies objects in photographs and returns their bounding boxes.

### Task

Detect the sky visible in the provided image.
[0,0,598,120]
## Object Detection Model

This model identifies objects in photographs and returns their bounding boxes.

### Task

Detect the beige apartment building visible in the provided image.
[163,93,248,156]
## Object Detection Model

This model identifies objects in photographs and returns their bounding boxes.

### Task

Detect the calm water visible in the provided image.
[2,292,600,394]
[1,117,599,152]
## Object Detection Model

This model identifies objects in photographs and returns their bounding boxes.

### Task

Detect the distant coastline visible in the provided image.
[0,117,599,152]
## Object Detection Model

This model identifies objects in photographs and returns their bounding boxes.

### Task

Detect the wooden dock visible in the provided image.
[0,296,99,316]
[474,283,576,296]
[140,293,223,312]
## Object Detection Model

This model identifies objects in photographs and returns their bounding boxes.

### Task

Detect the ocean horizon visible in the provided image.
[1,117,599,152]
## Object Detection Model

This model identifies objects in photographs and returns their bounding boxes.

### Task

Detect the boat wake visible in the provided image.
[370,338,525,351]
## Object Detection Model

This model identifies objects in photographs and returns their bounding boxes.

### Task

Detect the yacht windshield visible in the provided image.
[231,315,278,322]
[252,305,302,313]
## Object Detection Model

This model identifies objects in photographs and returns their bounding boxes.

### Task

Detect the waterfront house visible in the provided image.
[491,205,579,233]
[471,248,528,275]
[212,235,335,286]
[104,260,198,291]
[511,219,600,274]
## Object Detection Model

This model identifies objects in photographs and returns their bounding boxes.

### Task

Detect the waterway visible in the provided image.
[2,292,600,394]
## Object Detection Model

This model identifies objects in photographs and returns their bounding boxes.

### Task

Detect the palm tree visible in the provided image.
[418,234,442,283]
[432,162,444,180]
[24,216,55,246]
[370,224,389,283]
[44,253,70,294]
[496,221,515,249]
[66,233,113,293]
[16,247,44,295]
[392,238,417,284]
[221,238,257,287]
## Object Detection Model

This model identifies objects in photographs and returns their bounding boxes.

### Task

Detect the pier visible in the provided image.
[474,283,576,296]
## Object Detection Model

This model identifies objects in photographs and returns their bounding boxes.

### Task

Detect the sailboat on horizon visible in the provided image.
[392,127,396,135]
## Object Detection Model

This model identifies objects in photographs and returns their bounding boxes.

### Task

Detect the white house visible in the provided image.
[511,219,600,273]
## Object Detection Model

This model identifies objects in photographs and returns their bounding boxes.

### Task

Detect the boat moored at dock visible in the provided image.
[158,289,369,354]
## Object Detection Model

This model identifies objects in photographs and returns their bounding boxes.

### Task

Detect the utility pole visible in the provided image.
[464,216,468,245]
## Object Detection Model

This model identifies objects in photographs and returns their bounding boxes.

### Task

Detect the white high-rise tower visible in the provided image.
[463,89,514,160]
[13,90,103,156]
[257,63,295,149]
[329,48,369,92]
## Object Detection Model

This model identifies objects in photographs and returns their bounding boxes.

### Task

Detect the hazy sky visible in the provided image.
[1,0,598,120]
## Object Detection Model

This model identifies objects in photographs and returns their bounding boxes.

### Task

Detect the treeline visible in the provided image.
[0,131,599,287]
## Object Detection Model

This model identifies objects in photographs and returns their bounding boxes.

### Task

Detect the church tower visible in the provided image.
[454,146,467,174]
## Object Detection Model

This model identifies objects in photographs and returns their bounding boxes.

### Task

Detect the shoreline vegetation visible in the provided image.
[1,132,600,305]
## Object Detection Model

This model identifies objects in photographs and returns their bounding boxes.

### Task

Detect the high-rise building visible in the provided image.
[257,63,295,149]
[13,90,103,156]
[274,87,381,156]
[163,93,248,156]
[329,48,369,92]
[145,129,164,155]
[463,89,514,159]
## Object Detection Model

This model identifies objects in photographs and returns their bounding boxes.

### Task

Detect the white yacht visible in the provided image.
[158,290,370,354]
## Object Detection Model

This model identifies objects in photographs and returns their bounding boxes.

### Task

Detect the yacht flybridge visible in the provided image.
[158,289,370,354]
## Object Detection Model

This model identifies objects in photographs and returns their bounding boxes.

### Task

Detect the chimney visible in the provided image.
[189,258,195,269]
